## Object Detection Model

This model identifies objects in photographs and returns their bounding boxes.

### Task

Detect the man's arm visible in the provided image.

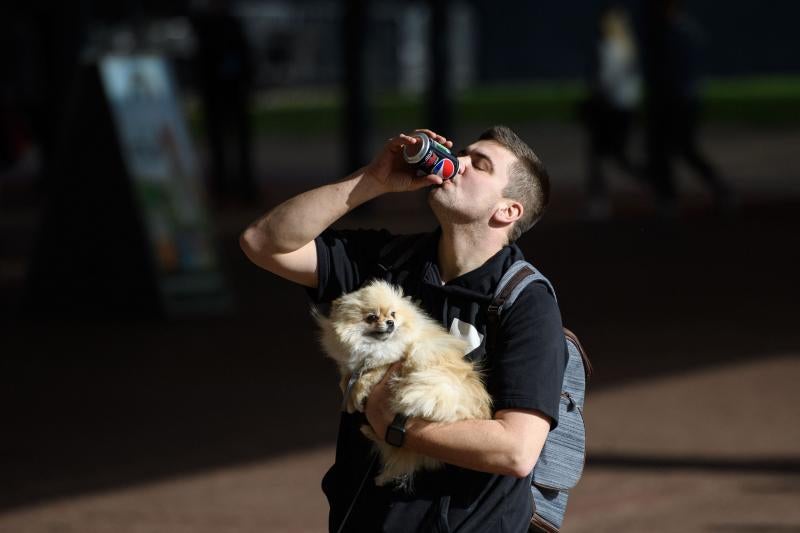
[239,131,448,286]
[239,170,383,287]
[365,367,551,478]
[406,410,550,478]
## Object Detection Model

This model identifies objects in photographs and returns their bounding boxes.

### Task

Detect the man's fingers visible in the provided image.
[406,173,444,190]
[389,130,454,154]
[427,173,445,185]
[413,128,452,148]
[387,133,418,153]
[381,361,403,383]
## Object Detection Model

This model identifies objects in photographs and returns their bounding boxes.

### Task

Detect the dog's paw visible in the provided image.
[360,424,380,442]
[345,398,356,414]
[352,391,368,412]
[374,472,391,487]
[345,395,365,414]
[374,472,412,490]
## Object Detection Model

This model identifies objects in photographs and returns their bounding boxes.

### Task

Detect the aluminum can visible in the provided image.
[402,132,459,180]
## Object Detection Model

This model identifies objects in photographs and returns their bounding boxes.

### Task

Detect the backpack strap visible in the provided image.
[487,260,556,354]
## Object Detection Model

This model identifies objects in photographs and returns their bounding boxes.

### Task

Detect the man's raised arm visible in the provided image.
[239,131,448,287]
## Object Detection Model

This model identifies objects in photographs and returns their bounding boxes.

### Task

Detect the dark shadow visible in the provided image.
[587,454,800,474]
[707,526,800,533]
[2,199,799,512]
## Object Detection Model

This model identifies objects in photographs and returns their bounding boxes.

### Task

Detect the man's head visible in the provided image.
[479,125,550,242]
[428,125,550,243]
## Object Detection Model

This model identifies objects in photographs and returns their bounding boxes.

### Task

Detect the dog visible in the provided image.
[314,279,492,486]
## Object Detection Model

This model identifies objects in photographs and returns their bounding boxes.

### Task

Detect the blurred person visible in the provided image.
[0,7,46,188]
[190,0,255,206]
[643,0,732,215]
[582,3,643,219]
[0,102,41,183]
[240,126,566,532]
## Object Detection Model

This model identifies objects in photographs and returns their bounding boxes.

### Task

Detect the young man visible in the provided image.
[240,126,566,532]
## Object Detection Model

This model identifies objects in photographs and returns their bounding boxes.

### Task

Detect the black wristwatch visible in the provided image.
[385,413,409,448]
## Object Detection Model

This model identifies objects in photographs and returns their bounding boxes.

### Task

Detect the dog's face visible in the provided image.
[330,281,408,344]
[357,306,398,340]
[315,280,418,368]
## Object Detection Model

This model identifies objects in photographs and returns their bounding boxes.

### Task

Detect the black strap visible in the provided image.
[334,233,432,532]
[335,454,378,533]
[341,366,364,412]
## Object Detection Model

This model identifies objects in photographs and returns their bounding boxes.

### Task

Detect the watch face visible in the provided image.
[386,426,405,448]
[385,414,408,448]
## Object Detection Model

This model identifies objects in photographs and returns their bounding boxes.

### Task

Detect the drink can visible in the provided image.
[402,132,459,181]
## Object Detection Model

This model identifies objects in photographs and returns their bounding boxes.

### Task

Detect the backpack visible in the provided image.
[487,260,592,533]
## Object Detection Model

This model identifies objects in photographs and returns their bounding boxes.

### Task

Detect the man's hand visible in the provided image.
[364,362,403,440]
[364,129,454,194]
[239,127,452,287]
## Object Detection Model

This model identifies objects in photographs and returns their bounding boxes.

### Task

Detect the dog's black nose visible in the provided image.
[385,320,394,331]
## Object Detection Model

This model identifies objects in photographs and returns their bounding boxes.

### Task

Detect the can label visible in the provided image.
[432,158,456,179]
[423,152,439,169]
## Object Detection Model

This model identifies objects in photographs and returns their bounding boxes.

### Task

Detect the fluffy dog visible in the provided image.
[314,279,492,486]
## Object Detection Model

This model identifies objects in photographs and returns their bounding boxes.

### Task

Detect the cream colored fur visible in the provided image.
[314,280,492,487]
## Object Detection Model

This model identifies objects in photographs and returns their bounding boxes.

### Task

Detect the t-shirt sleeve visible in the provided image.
[307,227,395,304]
[487,281,567,429]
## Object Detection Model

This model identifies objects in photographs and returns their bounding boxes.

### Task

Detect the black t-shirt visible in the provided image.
[308,227,567,533]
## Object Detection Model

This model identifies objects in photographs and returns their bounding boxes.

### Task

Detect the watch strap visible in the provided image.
[385,413,409,447]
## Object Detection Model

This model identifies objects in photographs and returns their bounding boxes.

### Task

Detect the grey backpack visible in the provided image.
[487,260,592,533]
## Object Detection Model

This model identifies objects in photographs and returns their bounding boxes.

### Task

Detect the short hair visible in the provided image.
[478,125,551,243]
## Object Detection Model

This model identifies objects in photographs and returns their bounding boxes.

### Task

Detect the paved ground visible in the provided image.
[1,123,799,532]
[2,357,798,532]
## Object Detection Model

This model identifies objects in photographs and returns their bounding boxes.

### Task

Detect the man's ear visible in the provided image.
[492,199,523,225]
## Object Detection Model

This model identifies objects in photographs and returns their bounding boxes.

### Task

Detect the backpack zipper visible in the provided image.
[563,391,576,412]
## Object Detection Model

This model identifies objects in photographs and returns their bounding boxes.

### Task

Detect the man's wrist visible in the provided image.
[385,413,409,447]
[383,415,431,448]
[358,167,392,197]
[396,417,430,451]
[353,167,391,201]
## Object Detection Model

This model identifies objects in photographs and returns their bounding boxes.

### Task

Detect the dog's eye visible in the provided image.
[391,311,396,318]
[365,313,378,324]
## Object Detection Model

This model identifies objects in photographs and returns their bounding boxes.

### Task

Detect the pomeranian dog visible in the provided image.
[314,279,492,487]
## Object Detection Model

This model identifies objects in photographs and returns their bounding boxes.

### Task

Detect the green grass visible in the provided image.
[190,76,800,135]
[702,76,800,124]
[248,81,587,134]
[455,82,587,123]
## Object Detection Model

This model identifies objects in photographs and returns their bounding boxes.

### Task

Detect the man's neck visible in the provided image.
[437,225,506,284]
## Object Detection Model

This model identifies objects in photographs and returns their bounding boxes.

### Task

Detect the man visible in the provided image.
[240,126,566,532]
[642,0,732,214]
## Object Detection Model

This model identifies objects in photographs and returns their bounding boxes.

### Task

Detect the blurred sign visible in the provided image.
[99,55,228,315]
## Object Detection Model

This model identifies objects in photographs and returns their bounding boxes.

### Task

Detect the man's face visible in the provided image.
[428,139,517,226]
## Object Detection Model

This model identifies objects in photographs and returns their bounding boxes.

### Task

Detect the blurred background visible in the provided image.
[1,0,799,531]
